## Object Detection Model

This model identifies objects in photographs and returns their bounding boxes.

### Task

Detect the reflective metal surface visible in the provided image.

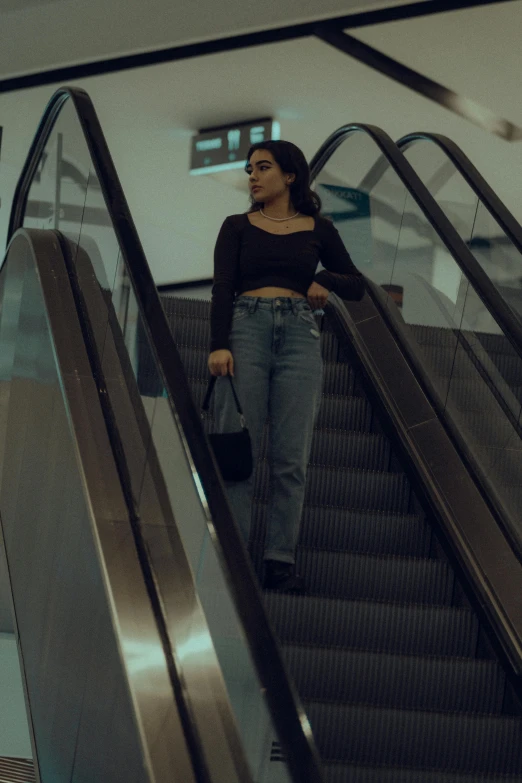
[0,229,196,782]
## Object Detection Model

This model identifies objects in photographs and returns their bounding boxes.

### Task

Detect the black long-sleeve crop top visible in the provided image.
[210,212,365,352]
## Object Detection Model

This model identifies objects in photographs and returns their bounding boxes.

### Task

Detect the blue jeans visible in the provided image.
[214,296,323,564]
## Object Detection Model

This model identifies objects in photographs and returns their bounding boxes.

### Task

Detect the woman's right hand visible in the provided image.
[208,349,234,377]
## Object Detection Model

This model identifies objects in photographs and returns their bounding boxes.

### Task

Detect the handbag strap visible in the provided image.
[202,375,246,427]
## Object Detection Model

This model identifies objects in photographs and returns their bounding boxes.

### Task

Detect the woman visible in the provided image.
[208,139,364,593]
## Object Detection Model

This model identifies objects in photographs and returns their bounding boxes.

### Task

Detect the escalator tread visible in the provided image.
[282,643,505,713]
[163,298,522,779]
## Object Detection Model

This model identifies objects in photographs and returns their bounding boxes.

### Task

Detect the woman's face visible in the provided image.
[246,149,295,203]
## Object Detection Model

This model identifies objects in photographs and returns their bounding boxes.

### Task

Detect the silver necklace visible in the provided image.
[260,208,300,222]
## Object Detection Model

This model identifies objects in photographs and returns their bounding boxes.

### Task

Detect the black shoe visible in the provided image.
[263,559,306,594]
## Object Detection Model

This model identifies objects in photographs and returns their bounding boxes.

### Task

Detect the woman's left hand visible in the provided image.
[306,282,329,310]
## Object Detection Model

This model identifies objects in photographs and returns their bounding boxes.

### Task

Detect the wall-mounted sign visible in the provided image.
[190,118,280,175]
[319,184,370,219]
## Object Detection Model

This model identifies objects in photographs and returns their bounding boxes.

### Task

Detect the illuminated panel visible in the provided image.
[190,118,280,175]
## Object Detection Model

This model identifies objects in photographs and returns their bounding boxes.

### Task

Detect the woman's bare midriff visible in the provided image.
[240,287,304,298]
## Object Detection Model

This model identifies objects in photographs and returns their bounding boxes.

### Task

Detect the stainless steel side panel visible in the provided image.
[71,237,253,783]
[0,230,196,782]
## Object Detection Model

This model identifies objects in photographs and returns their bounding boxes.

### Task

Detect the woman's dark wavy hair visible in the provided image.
[244,140,322,216]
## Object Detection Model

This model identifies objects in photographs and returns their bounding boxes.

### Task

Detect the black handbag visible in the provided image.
[202,375,253,481]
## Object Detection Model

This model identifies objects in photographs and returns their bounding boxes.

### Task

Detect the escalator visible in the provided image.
[3,86,522,781]
[162,293,522,781]
[160,126,522,779]
[2,88,323,783]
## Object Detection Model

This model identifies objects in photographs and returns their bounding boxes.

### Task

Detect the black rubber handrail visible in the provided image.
[397,132,522,258]
[7,87,325,783]
[309,123,522,368]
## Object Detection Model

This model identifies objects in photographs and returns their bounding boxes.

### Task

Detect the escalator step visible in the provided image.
[264,594,478,657]
[161,296,211,320]
[317,394,373,432]
[283,645,505,713]
[445,377,514,412]
[497,483,522,511]
[408,324,512,357]
[259,428,393,472]
[323,763,522,782]
[408,333,522,408]
[253,504,432,557]
[474,444,522,486]
[322,361,357,396]
[201,413,390,472]
[191,380,373,432]
[165,305,513,363]
[308,430,392,472]
[254,462,411,511]
[305,701,522,773]
[320,330,343,363]
[457,410,518,448]
[419,344,479,380]
[409,324,460,349]
[409,325,519,380]
[167,314,338,358]
[420,342,512,383]
[296,549,454,604]
[474,331,519,356]
[170,314,211,347]
[178,345,360,397]
[481,352,522,387]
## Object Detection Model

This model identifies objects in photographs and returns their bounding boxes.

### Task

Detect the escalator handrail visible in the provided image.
[397,131,522,258]
[309,124,522,367]
[7,86,324,783]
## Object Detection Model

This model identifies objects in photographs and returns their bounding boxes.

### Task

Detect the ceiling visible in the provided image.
[354,0,522,126]
[0,0,55,12]
[0,0,427,83]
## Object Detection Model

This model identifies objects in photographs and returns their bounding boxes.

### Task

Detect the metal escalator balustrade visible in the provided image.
[161,292,522,781]
[7,85,323,782]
